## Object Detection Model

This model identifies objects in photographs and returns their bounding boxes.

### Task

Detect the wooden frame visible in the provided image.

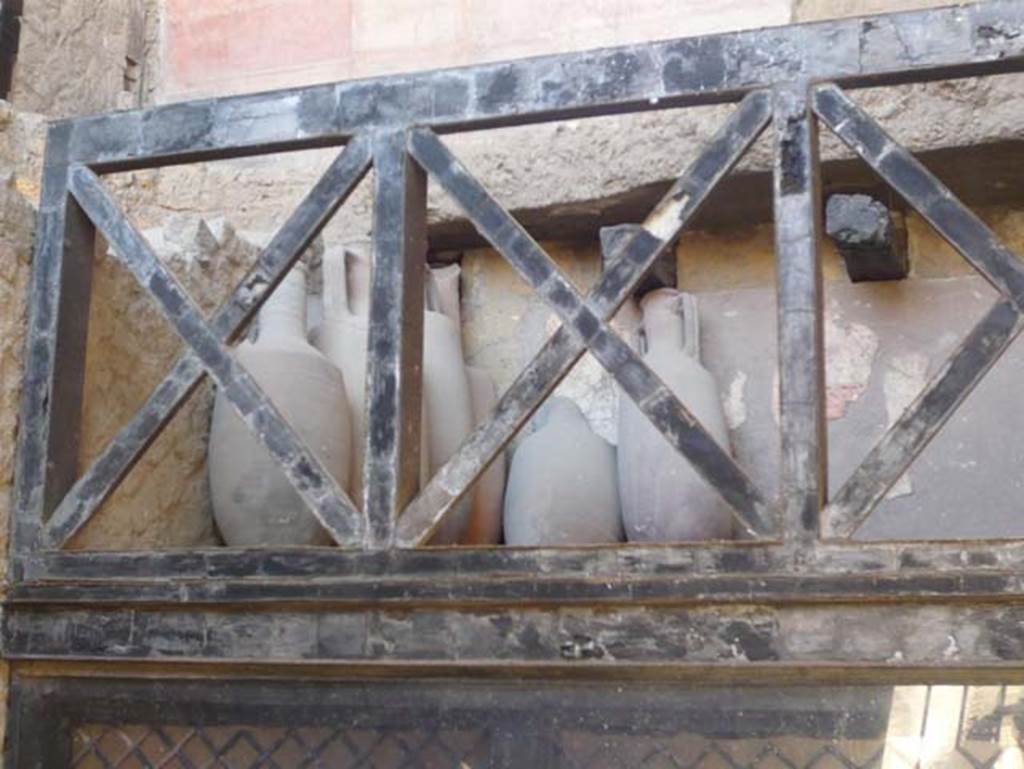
[8,1,1024,675]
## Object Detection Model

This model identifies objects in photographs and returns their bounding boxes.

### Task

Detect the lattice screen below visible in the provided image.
[68,685,1024,769]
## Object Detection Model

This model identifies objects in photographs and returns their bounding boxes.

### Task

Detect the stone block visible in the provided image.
[10,0,157,117]
[825,193,909,282]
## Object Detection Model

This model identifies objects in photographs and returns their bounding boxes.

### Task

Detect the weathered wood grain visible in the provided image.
[363,132,427,546]
[773,82,826,541]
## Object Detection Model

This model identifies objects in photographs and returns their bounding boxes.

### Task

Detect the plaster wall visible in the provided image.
[159,0,792,100]
[0,163,39,752]
[8,0,160,118]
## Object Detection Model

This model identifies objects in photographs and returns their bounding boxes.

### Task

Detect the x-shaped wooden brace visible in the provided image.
[814,84,1024,538]
[41,137,373,548]
[397,90,777,546]
[45,92,776,550]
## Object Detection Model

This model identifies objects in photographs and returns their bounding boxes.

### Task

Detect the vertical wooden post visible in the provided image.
[773,82,826,541]
[6,682,72,769]
[12,123,95,556]
[363,130,427,547]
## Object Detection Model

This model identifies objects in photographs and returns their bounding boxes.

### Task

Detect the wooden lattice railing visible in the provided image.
[7,1,1024,671]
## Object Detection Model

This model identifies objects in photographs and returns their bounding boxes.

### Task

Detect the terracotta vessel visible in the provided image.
[429,262,462,332]
[430,264,505,544]
[617,289,733,542]
[423,264,475,544]
[504,396,623,546]
[462,366,506,544]
[208,264,352,546]
[317,244,432,510]
[316,243,371,508]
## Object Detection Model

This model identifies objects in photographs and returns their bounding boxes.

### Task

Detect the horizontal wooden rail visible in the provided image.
[53,1,1024,171]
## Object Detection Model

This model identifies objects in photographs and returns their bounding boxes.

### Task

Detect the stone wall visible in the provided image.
[0,103,46,205]
[0,173,38,754]
[9,0,160,118]
[72,218,269,549]
[0,178,35,566]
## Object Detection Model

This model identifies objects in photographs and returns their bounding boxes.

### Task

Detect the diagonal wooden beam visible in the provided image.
[826,299,1024,538]
[773,82,826,542]
[41,138,371,549]
[404,102,776,545]
[66,166,363,546]
[813,83,1024,307]
[813,83,1024,537]
[396,90,773,547]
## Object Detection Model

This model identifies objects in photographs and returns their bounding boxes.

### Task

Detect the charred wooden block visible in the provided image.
[0,0,21,100]
[825,193,908,282]
[599,224,676,295]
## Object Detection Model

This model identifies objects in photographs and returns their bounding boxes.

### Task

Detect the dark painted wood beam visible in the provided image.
[11,124,94,558]
[14,537,1024,585]
[363,131,427,547]
[8,600,1024,669]
[59,2,1024,170]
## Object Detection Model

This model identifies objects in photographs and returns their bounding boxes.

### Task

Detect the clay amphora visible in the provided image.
[208,264,352,546]
[423,265,475,544]
[617,289,733,542]
[461,366,506,544]
[317,244,371,508]
[504,397,623,546]
[317,244,432,510]
[430,264,505,545]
